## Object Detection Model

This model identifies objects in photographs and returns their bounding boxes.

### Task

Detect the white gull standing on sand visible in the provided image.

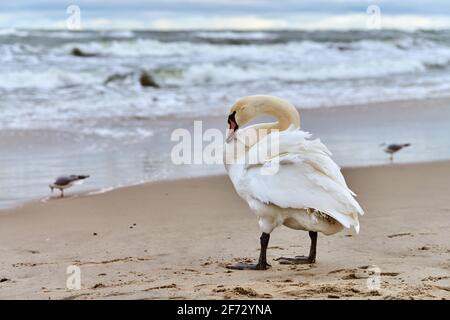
[223,95,364,270]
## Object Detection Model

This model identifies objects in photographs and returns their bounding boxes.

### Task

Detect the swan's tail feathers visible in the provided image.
[354,221,360,234]
[350,208,363,234]
[325,208,362,234]
[348,200,364,234]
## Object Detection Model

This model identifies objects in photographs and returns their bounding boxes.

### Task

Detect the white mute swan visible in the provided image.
[224,95,364,270]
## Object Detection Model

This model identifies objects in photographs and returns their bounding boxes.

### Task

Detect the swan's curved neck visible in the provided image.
[253,101,300,132]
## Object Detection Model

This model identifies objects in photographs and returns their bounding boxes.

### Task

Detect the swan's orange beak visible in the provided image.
[226,111,238,143]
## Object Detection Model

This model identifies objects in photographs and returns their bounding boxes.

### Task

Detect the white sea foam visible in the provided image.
[2,30,450,135]
[88,187,116,195]
[194,31,275,40]
[81,127,154,139]
[55,38,450,80]
[0,68,101,90]
[0,28,29,37]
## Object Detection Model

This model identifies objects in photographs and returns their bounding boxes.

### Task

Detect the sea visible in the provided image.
[1,29,450,208]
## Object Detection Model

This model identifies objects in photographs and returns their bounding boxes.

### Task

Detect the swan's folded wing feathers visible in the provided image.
[242,130,364,232]
[243,160,362,231]
[251,130,352,193]
[290,133,350,192]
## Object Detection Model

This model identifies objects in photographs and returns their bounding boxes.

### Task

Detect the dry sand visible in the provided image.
[0,161,449,300]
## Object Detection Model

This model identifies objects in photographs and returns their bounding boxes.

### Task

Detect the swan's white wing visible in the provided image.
[241,130,364,233]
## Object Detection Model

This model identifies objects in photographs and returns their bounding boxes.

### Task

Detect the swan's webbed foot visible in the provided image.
[226,232,271,271]
[226,262,271,270]
[276,231,318,265]
[275,255,315,264]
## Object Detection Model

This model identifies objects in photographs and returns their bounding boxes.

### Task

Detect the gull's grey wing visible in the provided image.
[54,176,75,186]
[53,175,90,186]
[387,144,403,152]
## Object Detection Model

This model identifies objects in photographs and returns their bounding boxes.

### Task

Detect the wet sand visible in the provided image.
[0,161,449,299]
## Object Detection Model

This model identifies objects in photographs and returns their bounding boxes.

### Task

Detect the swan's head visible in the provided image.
[226,95,300,143]
[226,97,258,142]
[226,95,279,142]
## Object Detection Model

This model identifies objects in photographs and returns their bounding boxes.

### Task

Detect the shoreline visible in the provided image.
[0,160,449,299]
[2,95,450,209]
[1,158,450,214]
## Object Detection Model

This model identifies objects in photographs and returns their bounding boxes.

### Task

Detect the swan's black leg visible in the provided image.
[275,231,317,264]
[226,232,271,270]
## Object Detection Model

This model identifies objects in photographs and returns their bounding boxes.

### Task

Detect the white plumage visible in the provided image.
[227,128,363,235]
[224,95,364,270]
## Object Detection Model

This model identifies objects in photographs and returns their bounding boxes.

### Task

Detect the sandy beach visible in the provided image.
[0,160,449,300]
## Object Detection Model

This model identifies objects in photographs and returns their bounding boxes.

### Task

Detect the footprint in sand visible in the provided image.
[387,232,412,238]
[282,284,381,299]
[421,275,449,282]
[143,283,177,291]
[329,267,400,280]
[214,286,272,299]
[25,250,40,254]
[75,256,152,266]
[63,293,94,300]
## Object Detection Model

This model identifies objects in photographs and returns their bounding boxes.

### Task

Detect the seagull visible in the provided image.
[49,175,90,198]
[381,143,411,162]
[224,95,364,270]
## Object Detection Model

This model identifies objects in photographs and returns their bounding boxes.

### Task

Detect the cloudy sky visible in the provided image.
[1,0,450,30]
